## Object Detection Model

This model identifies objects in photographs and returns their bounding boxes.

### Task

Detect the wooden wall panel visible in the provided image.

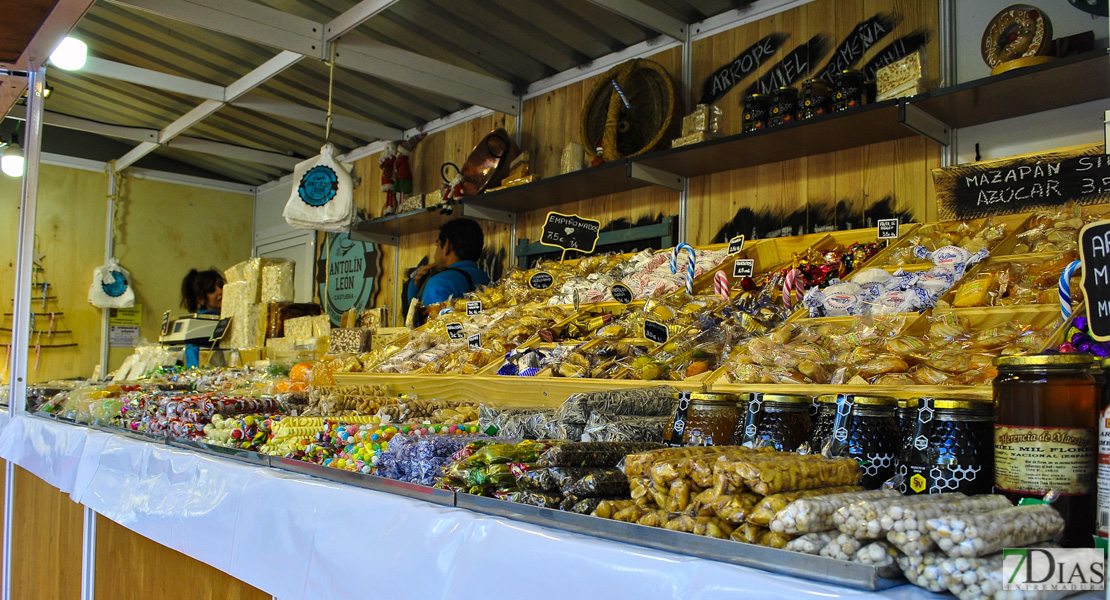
[95,515,270,600]
[11,466,83,600]
[687,0,941,244]
[109,176,254,373]
[0,167,254,382]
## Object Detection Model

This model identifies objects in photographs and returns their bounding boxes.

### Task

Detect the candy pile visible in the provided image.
[724,312,1047,386]
[883,219,1008,265]
[601,248,730,300]
[122,393,283,439]
[203,414,284,451]
[946,252,1078,308]
[284,420,484,474]
[1060,316,1110,357]
[376,433,493,485]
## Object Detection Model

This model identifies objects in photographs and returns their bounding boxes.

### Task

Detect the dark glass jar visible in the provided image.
[664,391,740,446]
[1095,359,1109,410]
[900,397,994,496]
[768,87,798,127]
[832,70,866,112]
[742,93,771,133]
[994,354,1098,548]
[828,394,900,488]
[896,397,919,458]
[809,393,839,451]
[731,392,813,451]
[799,78,831,120]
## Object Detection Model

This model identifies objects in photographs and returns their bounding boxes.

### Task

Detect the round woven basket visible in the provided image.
[580,58,682,163]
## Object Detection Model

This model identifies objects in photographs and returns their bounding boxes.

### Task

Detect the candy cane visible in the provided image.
[1060,260,1082,321]
[670,243,696,294]
[783,268,803,308]
[714,270,729,302]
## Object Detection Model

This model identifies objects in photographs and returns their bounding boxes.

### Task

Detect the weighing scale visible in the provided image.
[159,314,221,346]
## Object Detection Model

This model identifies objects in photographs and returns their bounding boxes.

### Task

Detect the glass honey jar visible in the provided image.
[994,353,1098,547]
[731,392,813,451]
[664,391,741,446]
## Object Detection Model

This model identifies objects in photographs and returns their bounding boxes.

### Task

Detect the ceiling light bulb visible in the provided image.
[2,144,24,178]
[49,37,87,71]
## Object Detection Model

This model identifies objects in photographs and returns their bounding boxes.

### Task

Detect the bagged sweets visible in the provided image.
[540,441,664,467]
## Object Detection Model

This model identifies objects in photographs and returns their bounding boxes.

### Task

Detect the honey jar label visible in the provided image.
[995,425,1095,495]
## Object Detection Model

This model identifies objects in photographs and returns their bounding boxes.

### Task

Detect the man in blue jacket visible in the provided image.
[405,218,491,316]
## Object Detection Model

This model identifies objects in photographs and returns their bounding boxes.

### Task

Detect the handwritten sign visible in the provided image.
[161,310,171,336]
[610,283,634,304]
[698,33,787,105]
[728,235,746,255]
[466,301,482,315]
[877,218,899,239]
[644,320,669,343]
[529,272,554,290]
[540,211,601,254]
[817,14,896,81]
[1080,219,1110,341]
[446,323,464,340]
[733,259,755,278]
[468,333,482,350]
[934,145,1110,220]
[209,318,232,343]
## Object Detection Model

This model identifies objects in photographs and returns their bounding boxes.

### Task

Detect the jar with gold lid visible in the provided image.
[664,391,741,446]
[827,394,900,488]
[731,392,813,451]
[809,393,839,451]
[741,93,771,133]
[900,397,994,496]
[994,353,1097,547]
[896,397,919,456]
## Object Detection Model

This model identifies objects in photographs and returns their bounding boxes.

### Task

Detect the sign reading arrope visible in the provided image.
[1079,219,1110,341]
[877,218,899,239]
[644,320,669,343]
[610,283,634,304]
[446,323,464,340]
[733,259,755,278]
[728,235,746,255]
[540,211,601,255]
[529,272,554,290]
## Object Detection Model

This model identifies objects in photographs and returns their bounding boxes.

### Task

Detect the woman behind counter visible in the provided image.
[181,269,224,315]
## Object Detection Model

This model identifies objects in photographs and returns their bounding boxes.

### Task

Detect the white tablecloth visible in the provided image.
[0,415,1054,600]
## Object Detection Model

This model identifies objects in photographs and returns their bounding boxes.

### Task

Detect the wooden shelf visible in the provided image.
[348,50,1110,243]
[465,159,657,213]
[909,48,1110,129]
[636,99,909,177]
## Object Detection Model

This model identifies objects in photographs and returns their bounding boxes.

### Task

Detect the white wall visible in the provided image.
[952,1,1110,161]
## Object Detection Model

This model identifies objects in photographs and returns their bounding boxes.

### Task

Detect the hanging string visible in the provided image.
[324,43,337,143]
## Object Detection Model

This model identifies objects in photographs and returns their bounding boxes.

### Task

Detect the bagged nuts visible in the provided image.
[835,493,965,540]
[886,494,1011,556]
[770,488,899,534]
[926,504,1065,558]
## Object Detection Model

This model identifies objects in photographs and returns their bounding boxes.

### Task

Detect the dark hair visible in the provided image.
[181,269,225,313]
[438,218,484,261]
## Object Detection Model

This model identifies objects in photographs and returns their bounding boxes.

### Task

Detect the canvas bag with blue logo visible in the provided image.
[283,143,355,232]
[88,257,135,309]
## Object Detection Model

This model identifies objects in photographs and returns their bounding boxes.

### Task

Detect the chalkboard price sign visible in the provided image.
[446,323,464,340]
[610,283,634,304]
[935,145,1110,220]
[540,211,601,254]
[733,259,755,278]
[468,333,482,350]
[161,310,171,336]
[1080,219,1110,341]
[529,272,554,290]
[209,318,232,343]
[877,218,899,239]
[728,235,746,255]
[466,301,482,315]
[644,320,669,343]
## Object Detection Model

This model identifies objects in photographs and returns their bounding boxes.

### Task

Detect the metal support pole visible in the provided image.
[1,461,13,600]
[80,507,96,599]
[99,168,116,379]
[937,0,957,168]
[677,26,693,244]
[9,65,46,415]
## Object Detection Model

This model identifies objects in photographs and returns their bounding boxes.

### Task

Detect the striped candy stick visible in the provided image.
[714,270,729,301]
[671,243,696,294]
[1059,260,1082,321]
